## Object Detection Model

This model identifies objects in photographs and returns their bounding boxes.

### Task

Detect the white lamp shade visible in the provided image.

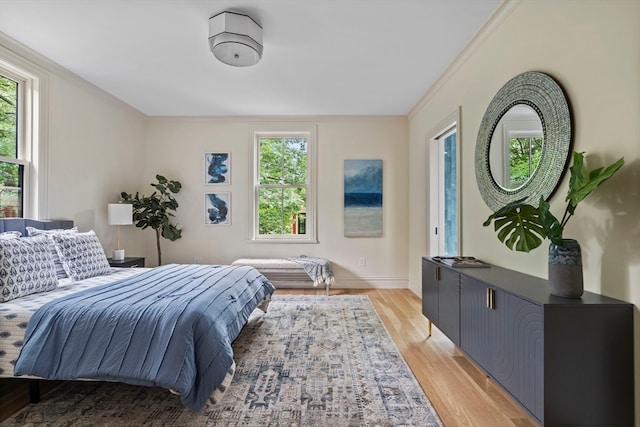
[108,203,133,225]
[209,11,263,67]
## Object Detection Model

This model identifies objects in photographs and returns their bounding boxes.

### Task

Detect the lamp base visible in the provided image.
[112,249,125,261]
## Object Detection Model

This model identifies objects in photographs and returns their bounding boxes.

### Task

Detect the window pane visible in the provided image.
[0,162,23,218]
[0,75,18,159]
[508,137,543,188]
[282,138,307,185]
[259,138,283,184]
[443,131,457,255]
[258,187,307,235]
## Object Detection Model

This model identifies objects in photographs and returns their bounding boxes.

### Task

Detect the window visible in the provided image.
[251,125,316,242]
[0,51,43,219]
[429,109,460,256]
[0,71,26,217]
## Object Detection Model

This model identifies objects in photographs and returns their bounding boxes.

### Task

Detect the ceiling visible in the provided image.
[0,0,501,117]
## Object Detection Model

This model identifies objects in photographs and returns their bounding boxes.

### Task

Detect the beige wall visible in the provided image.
[142,116,410,287]
[408,0,640,418]
[0,33,148,257]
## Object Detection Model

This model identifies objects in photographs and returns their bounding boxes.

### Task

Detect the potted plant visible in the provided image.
[483,151,624,297]
[121,175,182,266]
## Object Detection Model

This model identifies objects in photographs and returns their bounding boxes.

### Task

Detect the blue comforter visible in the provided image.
[14,264,275,411]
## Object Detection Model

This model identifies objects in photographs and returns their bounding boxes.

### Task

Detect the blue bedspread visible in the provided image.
[14,264,276,411]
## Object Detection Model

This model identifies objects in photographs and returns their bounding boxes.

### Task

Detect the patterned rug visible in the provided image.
[1,295,442,426]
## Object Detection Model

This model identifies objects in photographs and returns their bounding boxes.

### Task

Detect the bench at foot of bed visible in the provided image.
[232,258,333,296]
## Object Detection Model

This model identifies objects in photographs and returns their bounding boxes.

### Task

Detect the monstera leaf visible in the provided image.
[484,152,624,252]
[483,199,549,252]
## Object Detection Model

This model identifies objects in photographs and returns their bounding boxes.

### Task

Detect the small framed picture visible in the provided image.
[205,192,231,225]
[204,152,231,185]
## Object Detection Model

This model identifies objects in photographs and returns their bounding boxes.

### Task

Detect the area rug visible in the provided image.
[1,295,442,426]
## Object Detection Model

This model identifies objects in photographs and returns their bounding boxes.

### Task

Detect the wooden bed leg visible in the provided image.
[326,283,330,296]
[29,379,41,403]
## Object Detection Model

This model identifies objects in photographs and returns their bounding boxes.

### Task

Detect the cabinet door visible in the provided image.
[461,276,543,421]
[438,267,460,345]
[491,290,543,420]
[421,258,439,325]
[460,276,492,370]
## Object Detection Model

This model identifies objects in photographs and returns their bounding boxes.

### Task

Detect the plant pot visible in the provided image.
[548,238,583,298]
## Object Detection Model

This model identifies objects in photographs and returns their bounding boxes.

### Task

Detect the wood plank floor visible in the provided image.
[0,288,539,426]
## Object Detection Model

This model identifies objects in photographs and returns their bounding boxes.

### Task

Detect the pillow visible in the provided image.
[0,235,58,303]
[0,231,21,239]
[26,226,78,278]
[51,230,111,281]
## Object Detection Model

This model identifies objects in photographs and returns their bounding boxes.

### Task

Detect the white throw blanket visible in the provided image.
[286,256,335,288]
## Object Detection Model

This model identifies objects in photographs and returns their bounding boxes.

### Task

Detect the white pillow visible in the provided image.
[0,231,21,239]
[26,226,78,279]
[51,230,111,281]
[0,235,58,303]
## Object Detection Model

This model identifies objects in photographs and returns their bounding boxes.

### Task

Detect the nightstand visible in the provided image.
[107,257,145,268]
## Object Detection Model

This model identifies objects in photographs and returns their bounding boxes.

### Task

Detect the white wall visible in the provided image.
[408,0,640,418]
[141,116,410,287]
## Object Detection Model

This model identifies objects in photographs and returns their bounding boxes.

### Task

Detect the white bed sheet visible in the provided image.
[0,267,148,377]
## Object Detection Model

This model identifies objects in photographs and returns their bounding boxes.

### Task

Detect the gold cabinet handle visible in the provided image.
[486,288,496,310]
[434,265,440,281]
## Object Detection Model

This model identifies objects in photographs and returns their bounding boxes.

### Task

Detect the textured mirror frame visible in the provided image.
[475,71,572,211]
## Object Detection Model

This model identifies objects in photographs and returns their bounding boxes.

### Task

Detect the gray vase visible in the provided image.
[548,238,583,298]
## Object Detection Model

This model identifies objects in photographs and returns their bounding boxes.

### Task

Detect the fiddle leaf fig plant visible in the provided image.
[483,151,624,252]
[121,175,182,265]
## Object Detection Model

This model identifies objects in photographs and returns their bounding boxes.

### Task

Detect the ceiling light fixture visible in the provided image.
[209,11,263,67]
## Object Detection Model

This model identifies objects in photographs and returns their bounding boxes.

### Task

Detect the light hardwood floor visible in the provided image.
[0,288,539,426]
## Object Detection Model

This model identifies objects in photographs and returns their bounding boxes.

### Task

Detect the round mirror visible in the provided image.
[475,71,571,211]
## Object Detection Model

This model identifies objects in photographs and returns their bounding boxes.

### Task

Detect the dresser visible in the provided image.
[422,257,634,426]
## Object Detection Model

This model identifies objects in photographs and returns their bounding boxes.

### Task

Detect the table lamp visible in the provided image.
[108,203,133,261]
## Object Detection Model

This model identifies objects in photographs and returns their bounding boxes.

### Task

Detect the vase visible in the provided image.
[548,238,583,298]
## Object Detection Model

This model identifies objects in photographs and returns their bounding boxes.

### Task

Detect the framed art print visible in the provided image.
[205,192,231,225]
[205,152,231,185]
[344,159,383,237]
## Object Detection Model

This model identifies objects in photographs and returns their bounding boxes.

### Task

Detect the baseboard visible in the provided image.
[333,277,409,289]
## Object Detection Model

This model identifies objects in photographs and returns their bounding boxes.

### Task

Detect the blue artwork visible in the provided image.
[205,152,230,184]
[205,192,230,225]
[344,159,382,237]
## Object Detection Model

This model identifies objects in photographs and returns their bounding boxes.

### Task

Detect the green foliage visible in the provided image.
[0,76,21,216]
[258,138,307,235]
[484,152,624,252]
[508,137,543,188]
[121,175,182,265]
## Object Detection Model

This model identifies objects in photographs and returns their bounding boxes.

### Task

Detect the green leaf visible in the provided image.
[567,152,624,209]
[484,199,549,252]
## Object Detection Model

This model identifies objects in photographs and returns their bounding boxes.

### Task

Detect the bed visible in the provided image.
[0,218,275,411]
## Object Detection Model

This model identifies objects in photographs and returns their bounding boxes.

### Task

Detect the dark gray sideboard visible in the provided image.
[421,257,634,426]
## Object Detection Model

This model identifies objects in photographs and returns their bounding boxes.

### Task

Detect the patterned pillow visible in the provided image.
[0,235,58,303]
[51,230,111,281]
[26,226,78,279]
[0,231,21,239]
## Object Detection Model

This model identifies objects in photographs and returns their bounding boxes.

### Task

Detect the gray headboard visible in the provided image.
[0,218,74,235]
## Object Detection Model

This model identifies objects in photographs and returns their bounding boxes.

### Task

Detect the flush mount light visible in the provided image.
[209,11,263,67]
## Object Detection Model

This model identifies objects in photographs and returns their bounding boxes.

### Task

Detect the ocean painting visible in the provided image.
[344,159,382,237]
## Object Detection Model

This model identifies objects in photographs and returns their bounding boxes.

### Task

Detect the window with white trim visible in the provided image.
[0,68,27,217]
[251,125,316,242]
